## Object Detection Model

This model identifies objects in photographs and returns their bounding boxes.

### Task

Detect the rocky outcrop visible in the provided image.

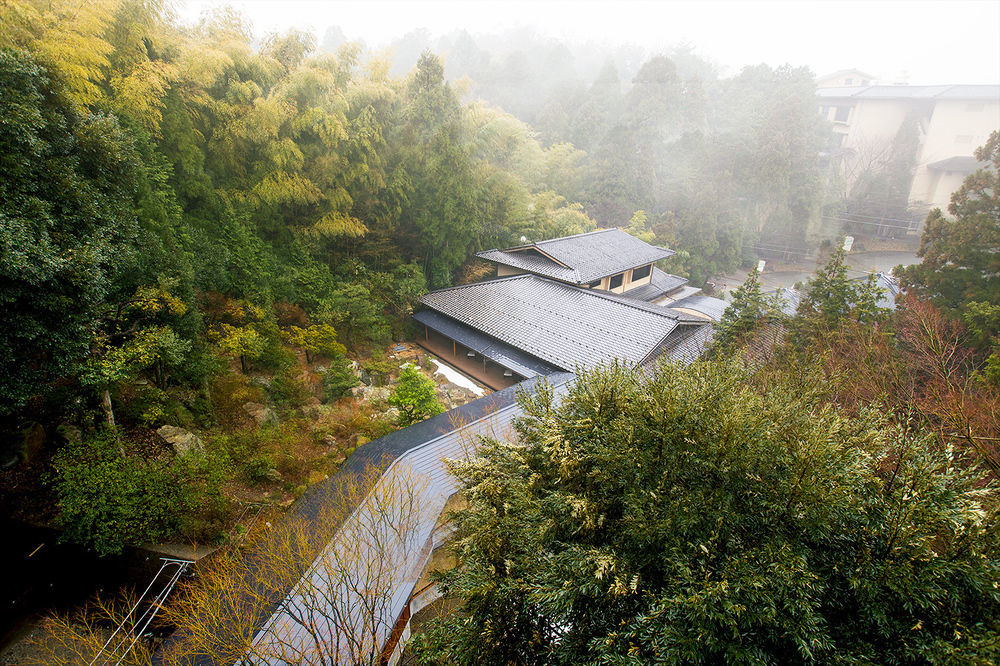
[243,402,279,427]
[156,425,205,456]
[351,385,390,402]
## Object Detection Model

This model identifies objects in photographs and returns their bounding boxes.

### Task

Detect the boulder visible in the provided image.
[56,423,82,445]
[243,402,279,427]
[157,425,204,456]
[18,423,45,463]
[358,385,390,402]
[349,360,372,386]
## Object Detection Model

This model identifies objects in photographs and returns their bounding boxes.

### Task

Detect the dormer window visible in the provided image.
[632,264,652,281]
[588,279,603,288]
[609,273,624,290]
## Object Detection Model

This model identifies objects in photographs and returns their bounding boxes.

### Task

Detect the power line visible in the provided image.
[821,216,915,231]
[829,210,921,224]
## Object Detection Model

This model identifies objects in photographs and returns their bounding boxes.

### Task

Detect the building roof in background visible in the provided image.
[666,294,730,322]
[817,84,1000,100]
[927,156,991,173]
[420,274,706,371]
[619,267,688,302]
[477,228,675,284]
[769,287,802,317]
[855,272,901,310]
[816,68,878,83]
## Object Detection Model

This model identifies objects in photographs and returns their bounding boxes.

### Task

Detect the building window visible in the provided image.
[845,77,854,85]
[834,106,851,123]
[609,273,624,290]
[632,264,652,281]
[588,278,602,288]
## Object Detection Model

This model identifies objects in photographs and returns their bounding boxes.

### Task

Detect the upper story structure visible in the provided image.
[476,228,688,301]
[817,83,1000,216]
[816,69,878,88]
[414,229,717,390]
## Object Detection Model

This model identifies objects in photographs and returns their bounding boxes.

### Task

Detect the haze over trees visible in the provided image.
[3,2,999,663]
[379,28,838,283]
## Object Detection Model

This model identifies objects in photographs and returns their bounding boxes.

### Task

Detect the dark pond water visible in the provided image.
[0,519,168,653]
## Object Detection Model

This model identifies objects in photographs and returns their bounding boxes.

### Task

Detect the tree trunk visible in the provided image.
[240,355,247,374]
[101,388,116,428]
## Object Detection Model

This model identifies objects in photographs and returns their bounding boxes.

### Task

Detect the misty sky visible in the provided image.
[178,0,1000,85]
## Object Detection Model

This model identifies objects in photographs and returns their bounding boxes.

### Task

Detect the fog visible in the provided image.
[179,0,1000,85]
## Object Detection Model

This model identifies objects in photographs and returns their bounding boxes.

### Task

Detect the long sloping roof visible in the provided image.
[250,374,575,664]
[817,84,1000,100]
[667,294,730,322]
[477,228,675,284]
[412,309,562,378]
[420,274,704,371]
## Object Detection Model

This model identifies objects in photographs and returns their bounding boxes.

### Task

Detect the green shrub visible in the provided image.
[388,364,444,425]
[362,355,394,387]
[268,368,312,410]
[51,429,229,555]
[321,355,359,403]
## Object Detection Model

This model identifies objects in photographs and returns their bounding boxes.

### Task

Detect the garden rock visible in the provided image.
[243,402,279,426]
[157,425,204,456]
[19,423,45,463]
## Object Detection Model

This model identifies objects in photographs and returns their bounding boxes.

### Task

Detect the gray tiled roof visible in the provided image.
[768,287,801,317]
[817,84,1000,100]
[420,274,706,371]
[412,309,562,378]
[251,375,575,664]
[477,228,675,284]
[667,294,731,322]
[854,272,900,310]
[640,323,713,373]
[927,156,990,173]
[619,267,688,302]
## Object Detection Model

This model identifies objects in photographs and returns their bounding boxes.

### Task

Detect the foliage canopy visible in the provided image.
[417,361,1000,664]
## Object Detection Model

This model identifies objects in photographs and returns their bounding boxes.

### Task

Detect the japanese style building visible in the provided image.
[414,229,716,390]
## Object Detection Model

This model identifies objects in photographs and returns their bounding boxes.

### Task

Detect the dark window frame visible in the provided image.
[631,264,652,281]
[608,273,624,290]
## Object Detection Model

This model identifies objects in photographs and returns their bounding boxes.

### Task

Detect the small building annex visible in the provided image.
[413,228,714,389]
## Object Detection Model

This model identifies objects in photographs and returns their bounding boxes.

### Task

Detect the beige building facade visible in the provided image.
[817,82,1000,219]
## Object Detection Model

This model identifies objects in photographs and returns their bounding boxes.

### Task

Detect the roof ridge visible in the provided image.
[531,276,685,321]
[534,227,617,245]
[421,273,533,296]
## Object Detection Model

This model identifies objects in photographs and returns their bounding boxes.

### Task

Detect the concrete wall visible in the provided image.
[910,99,1000,210]
[820,90,1000,218]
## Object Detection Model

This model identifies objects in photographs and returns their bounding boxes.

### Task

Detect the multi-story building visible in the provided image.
[817,79,999,222]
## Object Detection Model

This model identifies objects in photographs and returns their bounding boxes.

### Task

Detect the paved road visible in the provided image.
[715,251,920,295]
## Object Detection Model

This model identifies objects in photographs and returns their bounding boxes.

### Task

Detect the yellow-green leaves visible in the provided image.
[0,0,117,109]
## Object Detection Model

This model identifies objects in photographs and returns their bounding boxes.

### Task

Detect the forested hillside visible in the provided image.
[0,0,606,555]
[381,28,839,283]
